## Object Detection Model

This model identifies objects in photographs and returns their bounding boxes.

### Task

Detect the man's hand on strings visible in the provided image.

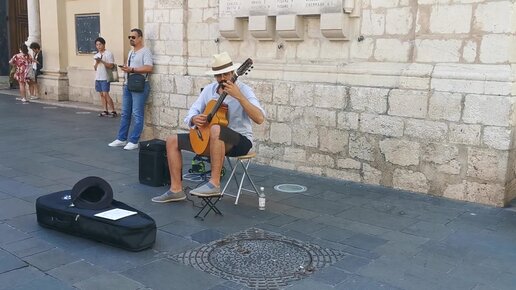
[192,114,208,127]
[221,80,243,101]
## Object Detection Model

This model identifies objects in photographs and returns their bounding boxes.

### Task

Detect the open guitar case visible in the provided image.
[36,176,156,251]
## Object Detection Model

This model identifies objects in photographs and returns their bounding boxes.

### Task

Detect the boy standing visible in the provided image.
[94,37,117,117]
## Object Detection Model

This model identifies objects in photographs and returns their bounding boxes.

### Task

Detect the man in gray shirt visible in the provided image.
[108,28,153,150]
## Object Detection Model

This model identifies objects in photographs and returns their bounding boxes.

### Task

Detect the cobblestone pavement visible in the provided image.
[1,91,516,290]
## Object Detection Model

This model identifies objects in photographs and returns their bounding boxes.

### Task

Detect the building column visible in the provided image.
[38,0,69,101]
[25,0,41,46]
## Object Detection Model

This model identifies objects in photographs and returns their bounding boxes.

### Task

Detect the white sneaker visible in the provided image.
[108,139,127,147]
[123,142,139,150]
[30,96,39,100]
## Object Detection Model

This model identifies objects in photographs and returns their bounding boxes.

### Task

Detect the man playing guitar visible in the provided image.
[152,52,265,203]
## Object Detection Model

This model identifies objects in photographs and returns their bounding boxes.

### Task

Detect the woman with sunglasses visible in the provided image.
[108,28,153,151]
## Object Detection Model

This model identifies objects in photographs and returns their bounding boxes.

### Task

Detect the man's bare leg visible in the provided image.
[151,135,186,202]
[166,135,183,192]
[106,93,116,112]
[100,92,108,111]
[208,125,225,187]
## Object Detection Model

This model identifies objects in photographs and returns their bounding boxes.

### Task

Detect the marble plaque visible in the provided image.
[296,0,343,14]
[276,0,296,15]
[220,0,246,17]
[249,0,275,16]
[219,0,344,17]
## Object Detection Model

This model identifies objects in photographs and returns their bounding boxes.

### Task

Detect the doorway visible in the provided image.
[0,0,28,76]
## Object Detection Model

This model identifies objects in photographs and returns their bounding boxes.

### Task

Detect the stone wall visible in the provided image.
[142,0,516,206]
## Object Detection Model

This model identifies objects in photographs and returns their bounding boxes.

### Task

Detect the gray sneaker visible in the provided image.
[190,182,221,197]
[151,190,186,203]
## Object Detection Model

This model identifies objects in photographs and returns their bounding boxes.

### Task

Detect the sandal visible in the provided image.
[110,111,118,118]
[99,111,109,117]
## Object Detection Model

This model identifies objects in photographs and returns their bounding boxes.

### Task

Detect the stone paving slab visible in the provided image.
[73,244,161,272]
[2,93,516,289]
[30,228,99,252]
[47,260,109,286]
[0,266,46,290]
[122,259,225,290]
[332,254,372,273]
[73,273,144,290]
[287,279,338,290]
[310,266,353,286]
[334,275,403,290]
[1,237,55,258]
[0,249,27,274]
[10,275,75,290]
[22,248,81,272]
[153,230,197,254]
[0,223,31,244]
[0,191,10,200]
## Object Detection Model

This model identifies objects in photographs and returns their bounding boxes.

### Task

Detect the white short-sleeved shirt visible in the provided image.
[94,50,114,81]
[184,81,266,142]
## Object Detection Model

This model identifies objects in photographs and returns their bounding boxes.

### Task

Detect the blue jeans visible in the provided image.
[117,82,150,144]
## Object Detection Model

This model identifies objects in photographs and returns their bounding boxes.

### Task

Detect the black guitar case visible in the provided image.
[36,190,156,251]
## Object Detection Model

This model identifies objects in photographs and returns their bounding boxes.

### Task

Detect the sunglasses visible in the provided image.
[128,36,137,40]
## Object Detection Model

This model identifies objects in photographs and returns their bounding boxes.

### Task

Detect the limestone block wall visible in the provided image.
[143,0,516,206]
[358,0,514,64]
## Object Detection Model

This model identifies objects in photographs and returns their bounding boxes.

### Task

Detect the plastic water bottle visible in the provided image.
[258,187,266,210]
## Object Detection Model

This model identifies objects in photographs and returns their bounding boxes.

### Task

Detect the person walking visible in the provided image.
[93,37,117,117]
[28,42,43,100]
[108,28,153,151]
[8,43,33,104]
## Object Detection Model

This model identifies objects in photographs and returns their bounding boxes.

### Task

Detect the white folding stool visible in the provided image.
[221,152,260,205]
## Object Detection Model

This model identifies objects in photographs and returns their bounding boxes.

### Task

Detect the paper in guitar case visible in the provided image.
[36,190,156,251]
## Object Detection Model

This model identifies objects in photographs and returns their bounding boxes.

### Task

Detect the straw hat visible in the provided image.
[205,52,240,75]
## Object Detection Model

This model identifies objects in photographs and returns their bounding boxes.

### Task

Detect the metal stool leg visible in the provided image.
[221,153,258,205]
[234,158,259,204]
[222,157,240,193]
[240,159,260,197]
[221,158,240,201]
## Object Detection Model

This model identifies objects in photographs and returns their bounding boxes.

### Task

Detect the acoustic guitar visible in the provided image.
[189,58,254,155]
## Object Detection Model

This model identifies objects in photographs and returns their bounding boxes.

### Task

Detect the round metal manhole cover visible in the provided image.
[172,228,344,289]
[210,239,311,277]
[274,184,307,193]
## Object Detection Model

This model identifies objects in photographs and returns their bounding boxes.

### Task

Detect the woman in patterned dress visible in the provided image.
[8,43,33,103]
